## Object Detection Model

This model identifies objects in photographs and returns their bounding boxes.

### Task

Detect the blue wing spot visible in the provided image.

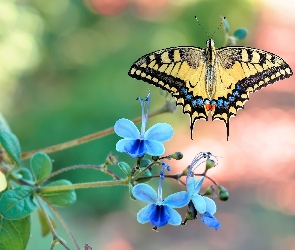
[217,99,224,108]
[223,100,229,107]
[181,87,188,95]
[233,90,239,97]
[211,100,217,105]
[228,96,235,102]
[192,99,197,107]
[204,99,210,105]
[186,94,192,100]
[196,98,203,106]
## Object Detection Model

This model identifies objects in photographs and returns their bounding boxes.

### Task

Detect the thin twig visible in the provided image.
[21,100,175,160]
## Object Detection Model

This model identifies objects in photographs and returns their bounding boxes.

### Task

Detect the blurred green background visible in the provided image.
[1,0,295,249]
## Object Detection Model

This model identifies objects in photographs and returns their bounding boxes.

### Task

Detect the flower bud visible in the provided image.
[205,159,215,170]
[218,186,229,201]
[204,185,216,196]
[170,152,183,160]
[105,152,118,165]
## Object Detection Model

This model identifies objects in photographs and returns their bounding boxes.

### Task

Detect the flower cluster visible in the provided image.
[114,94,222,231]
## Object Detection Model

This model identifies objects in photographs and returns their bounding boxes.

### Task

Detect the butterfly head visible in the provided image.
[206,39,215,48]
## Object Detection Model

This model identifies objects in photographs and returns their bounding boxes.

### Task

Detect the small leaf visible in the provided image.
[0,215,31,250]
[0,186,36,219]
[30,152,52,183]
[118,162,132,176]
[41,180,76,207]
[0,172,7,192]
[222,16,230,32]
[135,168,152,183]
[234,28,248,40]
[37,208,57,237]
[0,131,21,165]
[129,182,136,200]
[14,168,34,182]
[0,113,11,132]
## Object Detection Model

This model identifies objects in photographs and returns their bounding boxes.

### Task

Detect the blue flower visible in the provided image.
[132,162,189,229]
[132,183,189,229]
[184,153,221,230]
[114,93,173,158]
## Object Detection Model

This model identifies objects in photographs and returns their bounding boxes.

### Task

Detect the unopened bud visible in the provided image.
[170,152,183,160]
[205,159,215,170]
[105,152,118,165]
[218,186,229,201]
[204,185,216,196]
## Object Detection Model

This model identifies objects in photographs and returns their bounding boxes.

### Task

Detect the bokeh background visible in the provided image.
[1,0,295,249]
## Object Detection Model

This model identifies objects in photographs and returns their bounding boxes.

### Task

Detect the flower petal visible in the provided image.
[116,139,146,158]
[194,176,204,193]
[114,118,140,139]
[132,184,157,204]
[203,197,216,215]
[200,212,221,230]
[137,204,155,224]
[187,177,196,197]
[163,191,190,208]
[145,140,165,156]
[191,193,206,213]
[144,123,173,142]
[149,205,170,227]
[165,206,182,226]
[124,139,146,158]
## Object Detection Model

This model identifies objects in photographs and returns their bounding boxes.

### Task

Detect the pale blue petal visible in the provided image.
[203,197,216,215]
[194,176,204,193]
[187,177,196,197]
[137,204,155,224]
[163,191,190,208]
[165,206,182,226]
[132,184,157,204]
[145,140,165,156]
[200,212,221,230]
[116,138,134,152]
[114,118,140,139]
[144,123,173,142]
[191,194,206,213]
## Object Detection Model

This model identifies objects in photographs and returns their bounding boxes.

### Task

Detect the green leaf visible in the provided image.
[118,162,132,176]
[0,131,21,165]
[41,180,76,207]
[0,113,11,132]
[0,215,30,250]
[37,208,57,237]
[233,28,248,40]
[0,186,36,220]
[14,168,34,182]
[30,152,52,183]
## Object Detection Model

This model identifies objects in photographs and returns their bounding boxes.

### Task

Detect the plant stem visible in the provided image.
[21,100,175,160]
[39,179,129,193]
[40,196,81,250]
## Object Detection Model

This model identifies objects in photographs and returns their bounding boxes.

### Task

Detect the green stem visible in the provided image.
[21,100,175,160]
[40,196,81,250]
[39,179,128,193]
[39,164,120,184]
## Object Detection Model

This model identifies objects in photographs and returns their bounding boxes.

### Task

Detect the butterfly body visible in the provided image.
[128,39,293,139]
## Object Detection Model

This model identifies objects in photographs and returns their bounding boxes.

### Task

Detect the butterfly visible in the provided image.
[128,28,293,140]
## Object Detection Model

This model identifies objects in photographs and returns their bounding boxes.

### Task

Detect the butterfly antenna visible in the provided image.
[211,16,226,37]
[194,16,210,39]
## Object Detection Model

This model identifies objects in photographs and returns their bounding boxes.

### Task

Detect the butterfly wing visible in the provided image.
[212,47,293,137]
[128,47,210,135]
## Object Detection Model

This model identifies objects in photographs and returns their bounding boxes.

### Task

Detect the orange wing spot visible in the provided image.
[205,104,216,112]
